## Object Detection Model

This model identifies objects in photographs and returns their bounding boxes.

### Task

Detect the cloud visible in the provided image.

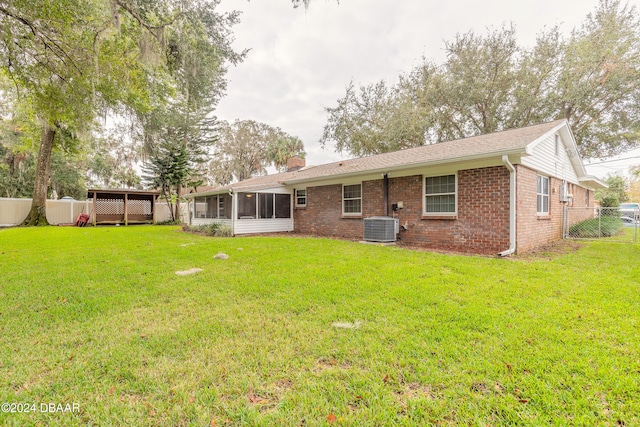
[216,0,602,167]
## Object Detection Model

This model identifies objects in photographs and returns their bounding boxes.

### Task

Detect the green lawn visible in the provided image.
[0,226,639,426]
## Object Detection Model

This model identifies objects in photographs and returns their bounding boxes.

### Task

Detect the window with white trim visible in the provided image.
[537,175,549,215]
[342,184,362,215]
[424,174,456,214]
[295,188,306,207]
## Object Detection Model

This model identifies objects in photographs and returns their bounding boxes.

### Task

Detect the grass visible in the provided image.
[0,226,639,426]
[568,216,624,238]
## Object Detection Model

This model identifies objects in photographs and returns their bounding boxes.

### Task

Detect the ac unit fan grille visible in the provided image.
[363,216,397,242]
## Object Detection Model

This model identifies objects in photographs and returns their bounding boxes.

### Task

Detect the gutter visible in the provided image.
[282,149,530,186]
[498,155,517,257]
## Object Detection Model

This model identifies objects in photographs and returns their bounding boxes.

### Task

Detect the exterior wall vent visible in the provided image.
[363,216,398,242]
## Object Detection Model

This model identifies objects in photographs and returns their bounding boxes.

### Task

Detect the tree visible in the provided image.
[141,107,219,220]
[0,98,87,199]
[209,120,303,185]
[0,0,157,224]
[209,120,275,184]
[49,149,88,200]
[86,123,143,189]
[138,0,244,220]
[321,0,640,159]
[142,142,189,222]
[291,0,311,8]
[627,171,640,202]
[0,122,34,198]
[1,0,241,225]
[321,80,419,157]
[267,136,306,172]
[555,0,640,157]
[596,174,628,206]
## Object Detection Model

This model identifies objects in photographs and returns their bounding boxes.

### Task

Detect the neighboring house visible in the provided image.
[185,120,606,255]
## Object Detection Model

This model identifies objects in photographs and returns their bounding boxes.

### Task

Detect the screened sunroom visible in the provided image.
[188,189,294,235]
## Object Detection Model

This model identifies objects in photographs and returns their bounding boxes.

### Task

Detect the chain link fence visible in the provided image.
[563,206,638,243]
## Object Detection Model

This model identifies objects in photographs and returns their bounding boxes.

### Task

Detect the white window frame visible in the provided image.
[537,175,550,215]
[295,188,307,207]
[423,173,457,216]
[342,183,362,216]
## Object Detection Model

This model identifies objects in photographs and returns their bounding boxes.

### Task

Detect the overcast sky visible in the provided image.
[215,0,638,179]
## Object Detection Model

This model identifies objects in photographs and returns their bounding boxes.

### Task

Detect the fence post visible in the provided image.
[633,209,640,243]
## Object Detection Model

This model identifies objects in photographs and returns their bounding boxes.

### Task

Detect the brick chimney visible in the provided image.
[286,157,306,172]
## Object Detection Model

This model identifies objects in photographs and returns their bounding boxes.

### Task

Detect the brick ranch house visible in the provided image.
[185,120,606,255]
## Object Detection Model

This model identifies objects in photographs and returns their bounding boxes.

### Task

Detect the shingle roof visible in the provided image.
[190,120,567,196]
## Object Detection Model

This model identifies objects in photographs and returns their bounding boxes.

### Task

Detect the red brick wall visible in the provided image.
[293,184,363,240]
[293,164,597,254]
[294,166,512,254]
[516,165,595,252]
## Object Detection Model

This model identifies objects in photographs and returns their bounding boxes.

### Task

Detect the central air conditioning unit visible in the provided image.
[363,216,399,242]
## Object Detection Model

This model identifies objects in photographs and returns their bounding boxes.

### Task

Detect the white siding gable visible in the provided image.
[521,132,579,183]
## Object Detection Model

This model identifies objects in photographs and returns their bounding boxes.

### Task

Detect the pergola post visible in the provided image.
[92,192,97,226]
[152,195,157,224]
[124,193,129,226]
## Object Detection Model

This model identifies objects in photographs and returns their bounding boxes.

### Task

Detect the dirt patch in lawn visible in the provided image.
[514,240,584,261]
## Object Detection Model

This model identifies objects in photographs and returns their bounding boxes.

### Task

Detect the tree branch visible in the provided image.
[113,0,186,41]
[0,5,83,76]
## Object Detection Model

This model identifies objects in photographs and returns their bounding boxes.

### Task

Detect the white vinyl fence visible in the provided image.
[0,198,182,226]
[0,198,91,226]
[154,202,189,223]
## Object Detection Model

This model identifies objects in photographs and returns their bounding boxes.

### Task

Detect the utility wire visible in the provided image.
[585,156,640,166]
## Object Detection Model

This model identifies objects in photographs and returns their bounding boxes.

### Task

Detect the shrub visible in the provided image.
[157,219,183,226]
[183,223,232,237]
[214,224,232,237]
[568,216,623,238]
[599,196,619,208]
[205,222,220,234]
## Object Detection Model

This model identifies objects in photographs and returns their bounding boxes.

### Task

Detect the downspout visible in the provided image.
[498,155,517,257]
[383,173,389,216]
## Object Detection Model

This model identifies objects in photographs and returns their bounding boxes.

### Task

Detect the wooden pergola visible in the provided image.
[87,189,160,226]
